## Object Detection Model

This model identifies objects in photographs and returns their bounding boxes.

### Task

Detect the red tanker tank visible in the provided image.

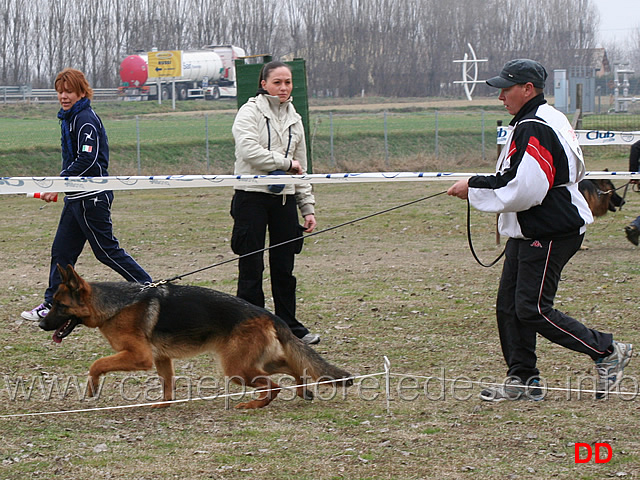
[119,55,148,87]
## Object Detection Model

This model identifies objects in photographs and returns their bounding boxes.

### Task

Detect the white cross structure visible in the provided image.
[453,43,488,101]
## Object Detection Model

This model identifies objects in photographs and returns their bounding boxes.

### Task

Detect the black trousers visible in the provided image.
[496,234,613,382]
[230,190,309,338]
[45,192,152,303]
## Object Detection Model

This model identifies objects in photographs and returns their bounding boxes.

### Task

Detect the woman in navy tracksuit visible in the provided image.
[21,68,151,321]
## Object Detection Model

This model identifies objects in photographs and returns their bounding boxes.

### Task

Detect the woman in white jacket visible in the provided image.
[230,61,320,344]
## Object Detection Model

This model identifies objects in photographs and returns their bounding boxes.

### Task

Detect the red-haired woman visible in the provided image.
[21,68,151,321]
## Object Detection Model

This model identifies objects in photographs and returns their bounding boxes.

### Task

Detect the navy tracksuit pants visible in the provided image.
[497,234,613,382]
[45,191,151,303]
[230,190,309,338]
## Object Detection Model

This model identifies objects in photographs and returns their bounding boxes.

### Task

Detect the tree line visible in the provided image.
[0,0,632,97]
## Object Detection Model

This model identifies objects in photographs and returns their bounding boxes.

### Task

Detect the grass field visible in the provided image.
[1,99,639,479]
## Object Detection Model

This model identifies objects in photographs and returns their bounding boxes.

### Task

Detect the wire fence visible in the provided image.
[111,110,640,174]
[101,109,509,175]
[2,108,639,176]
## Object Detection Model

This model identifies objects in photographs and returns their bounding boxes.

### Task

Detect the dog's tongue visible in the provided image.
[52,329,64,344]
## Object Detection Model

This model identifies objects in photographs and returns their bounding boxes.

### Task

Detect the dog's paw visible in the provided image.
[85,379,99,398]
[235,400,266,409]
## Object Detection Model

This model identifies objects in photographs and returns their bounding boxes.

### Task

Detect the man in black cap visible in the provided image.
[447,59,632,401]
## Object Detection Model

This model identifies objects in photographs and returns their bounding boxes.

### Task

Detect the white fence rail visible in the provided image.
[1,87,120,103]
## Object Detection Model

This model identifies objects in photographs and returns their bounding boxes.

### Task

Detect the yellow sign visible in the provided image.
[147,50,182,78]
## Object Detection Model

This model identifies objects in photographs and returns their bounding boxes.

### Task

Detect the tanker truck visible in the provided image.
[118,45,246,101]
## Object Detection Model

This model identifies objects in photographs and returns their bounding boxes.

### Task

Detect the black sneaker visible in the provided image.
[527,379,545,401]
[624,225,639,246]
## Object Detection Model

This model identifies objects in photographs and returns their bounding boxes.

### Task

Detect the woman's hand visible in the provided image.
[303,214,316,233]
[288,159,303,175]
[41,192,59,203]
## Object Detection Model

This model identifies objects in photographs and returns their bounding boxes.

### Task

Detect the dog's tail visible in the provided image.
[274,320,353,388]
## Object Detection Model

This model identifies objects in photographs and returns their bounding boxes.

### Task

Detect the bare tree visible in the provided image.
[0,0,627,97]
[630,29,640,72]
[1,0,15,84]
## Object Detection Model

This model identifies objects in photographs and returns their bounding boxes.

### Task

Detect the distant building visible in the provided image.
[575,48,611,77]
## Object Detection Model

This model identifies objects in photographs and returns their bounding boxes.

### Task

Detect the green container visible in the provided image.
[235,56,313,172]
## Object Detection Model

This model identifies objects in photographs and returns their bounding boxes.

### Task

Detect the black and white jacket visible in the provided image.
[468,95,593,240]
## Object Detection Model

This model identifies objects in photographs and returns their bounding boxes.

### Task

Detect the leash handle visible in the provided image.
[466,200,505,268]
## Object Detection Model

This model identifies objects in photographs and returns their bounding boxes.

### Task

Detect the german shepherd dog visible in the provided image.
[579,177,625,217]
[39,265,353,409]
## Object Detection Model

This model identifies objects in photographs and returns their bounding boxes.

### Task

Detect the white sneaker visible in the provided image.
[21,302,50,321]
[479,377,544,402]
[301,333,321,345]
[595,341,633,399]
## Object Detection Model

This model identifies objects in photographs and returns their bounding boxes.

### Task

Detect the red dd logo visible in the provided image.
[574,442,613,463]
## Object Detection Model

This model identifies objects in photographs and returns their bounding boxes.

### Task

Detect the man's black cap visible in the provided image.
[486,59,548,89]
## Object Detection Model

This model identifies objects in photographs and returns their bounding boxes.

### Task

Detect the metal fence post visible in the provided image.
[136,115,141,175]
[481,110,486,162]
[330,112,335,167]
[205,114,210,171]
[434,110,439,158]
[384,110,389,168]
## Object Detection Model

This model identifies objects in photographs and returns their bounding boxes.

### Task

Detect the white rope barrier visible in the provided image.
[0,372,383,419]
[2,171,639,195]
[2,357,636,419]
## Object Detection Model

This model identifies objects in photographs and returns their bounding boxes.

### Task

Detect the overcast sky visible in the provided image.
[592,0,639,44]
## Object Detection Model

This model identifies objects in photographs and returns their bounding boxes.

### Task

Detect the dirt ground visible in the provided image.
[1,173,640,479]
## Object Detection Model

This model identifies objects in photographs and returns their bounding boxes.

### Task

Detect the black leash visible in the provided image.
[595,180,631,198]
[143,190,449,289]
[620,182,630,210]
[466,199,505,268]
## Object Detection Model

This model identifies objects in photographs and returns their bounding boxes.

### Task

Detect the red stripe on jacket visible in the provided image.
[526,136,555,187]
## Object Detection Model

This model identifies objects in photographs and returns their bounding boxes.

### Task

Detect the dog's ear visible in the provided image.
[57,264,70,284]
[59,264,85,292]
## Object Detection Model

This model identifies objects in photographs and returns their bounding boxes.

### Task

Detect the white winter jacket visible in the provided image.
[232,94,315,217]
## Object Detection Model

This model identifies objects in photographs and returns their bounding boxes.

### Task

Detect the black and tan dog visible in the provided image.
[578,177,625,217]
[39,265,352,409]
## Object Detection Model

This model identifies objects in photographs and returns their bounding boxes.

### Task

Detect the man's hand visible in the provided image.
[447,179,469,200]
